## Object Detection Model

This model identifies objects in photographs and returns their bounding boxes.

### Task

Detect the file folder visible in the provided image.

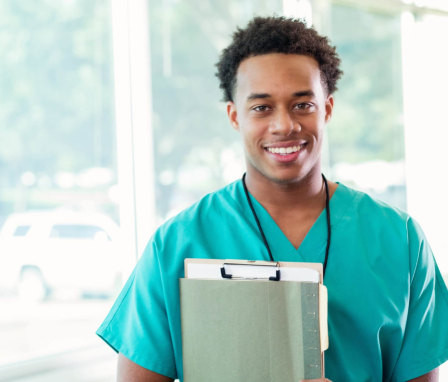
[180,259,328,382]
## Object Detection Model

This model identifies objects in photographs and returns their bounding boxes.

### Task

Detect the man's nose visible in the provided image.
[269,110,300,135]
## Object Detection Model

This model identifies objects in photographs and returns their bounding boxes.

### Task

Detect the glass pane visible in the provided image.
[401,11,448,277]
[0,1,119,379]
[50,223,111,240]
[326,4,406,210]
[13,225,31,237]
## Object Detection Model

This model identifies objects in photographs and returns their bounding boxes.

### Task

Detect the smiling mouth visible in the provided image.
[264,144,306,155]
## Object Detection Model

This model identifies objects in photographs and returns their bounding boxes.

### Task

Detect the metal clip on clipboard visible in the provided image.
[220,261,281,281]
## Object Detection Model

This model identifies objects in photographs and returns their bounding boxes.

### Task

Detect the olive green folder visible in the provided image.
[180,259,328,382]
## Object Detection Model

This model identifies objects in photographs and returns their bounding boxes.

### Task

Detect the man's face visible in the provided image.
[227,53,333,186]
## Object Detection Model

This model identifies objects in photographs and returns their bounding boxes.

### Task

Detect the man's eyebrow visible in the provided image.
[246,90,315,101]
[293,90,315,98]
[246,93,270,101]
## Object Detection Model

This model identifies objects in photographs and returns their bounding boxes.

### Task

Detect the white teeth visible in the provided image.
[266,145,301,155]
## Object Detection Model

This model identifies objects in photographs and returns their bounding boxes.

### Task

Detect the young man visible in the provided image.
[97,17,448,382]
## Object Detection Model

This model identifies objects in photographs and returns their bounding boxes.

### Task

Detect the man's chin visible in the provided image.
[259,171,308,186]
[246,160,318,187]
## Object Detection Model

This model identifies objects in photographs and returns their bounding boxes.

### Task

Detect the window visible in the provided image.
[0,1,120,380]
[13,225,31,237]
[50,224,110,240]
[325,4,406,210]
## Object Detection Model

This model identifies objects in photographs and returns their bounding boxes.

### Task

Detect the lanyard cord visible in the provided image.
[242,173,275,262]
[322,173,331,276]
[241,173,331,277]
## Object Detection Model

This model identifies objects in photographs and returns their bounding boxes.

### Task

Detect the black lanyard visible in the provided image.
[241,173,331,277]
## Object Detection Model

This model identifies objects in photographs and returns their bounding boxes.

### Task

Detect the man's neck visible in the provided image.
[244,170,325,212]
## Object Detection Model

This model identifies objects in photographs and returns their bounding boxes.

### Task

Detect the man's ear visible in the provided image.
[325,95,334,123]
[227,102,240,131]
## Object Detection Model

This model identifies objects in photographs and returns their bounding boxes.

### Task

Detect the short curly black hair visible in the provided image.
[216,16,343,102]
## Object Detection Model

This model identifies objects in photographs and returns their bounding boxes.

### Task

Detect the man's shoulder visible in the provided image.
[335,183,429,258]
[336,182,411,227]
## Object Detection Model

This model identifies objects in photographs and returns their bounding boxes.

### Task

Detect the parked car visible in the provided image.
[0,210,122,300]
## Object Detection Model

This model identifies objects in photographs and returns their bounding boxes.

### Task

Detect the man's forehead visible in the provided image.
[234,53,324,99]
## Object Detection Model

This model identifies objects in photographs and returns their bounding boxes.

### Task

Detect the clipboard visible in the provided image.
[180,259,328,382]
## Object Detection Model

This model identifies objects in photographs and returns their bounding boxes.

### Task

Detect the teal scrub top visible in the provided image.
[97,181,448,382]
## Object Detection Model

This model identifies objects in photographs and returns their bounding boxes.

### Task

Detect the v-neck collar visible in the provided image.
[235,181,352,264]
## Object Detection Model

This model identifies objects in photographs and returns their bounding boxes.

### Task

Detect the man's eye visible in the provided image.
[252,105,270,112]
[294,103,312,110]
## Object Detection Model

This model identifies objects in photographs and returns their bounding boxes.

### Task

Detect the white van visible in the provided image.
[0,210,122,300]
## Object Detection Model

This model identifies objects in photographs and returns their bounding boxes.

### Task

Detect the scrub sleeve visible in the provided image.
[390,219,448,381]
[96,239,178,379]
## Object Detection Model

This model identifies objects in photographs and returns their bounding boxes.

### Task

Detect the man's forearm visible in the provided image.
[407,368,439,382]
[117,353,174,382]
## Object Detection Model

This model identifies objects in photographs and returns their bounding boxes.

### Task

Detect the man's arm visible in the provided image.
[408,368,439,382]
[117,353,174,382]
[299,367,440,382]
